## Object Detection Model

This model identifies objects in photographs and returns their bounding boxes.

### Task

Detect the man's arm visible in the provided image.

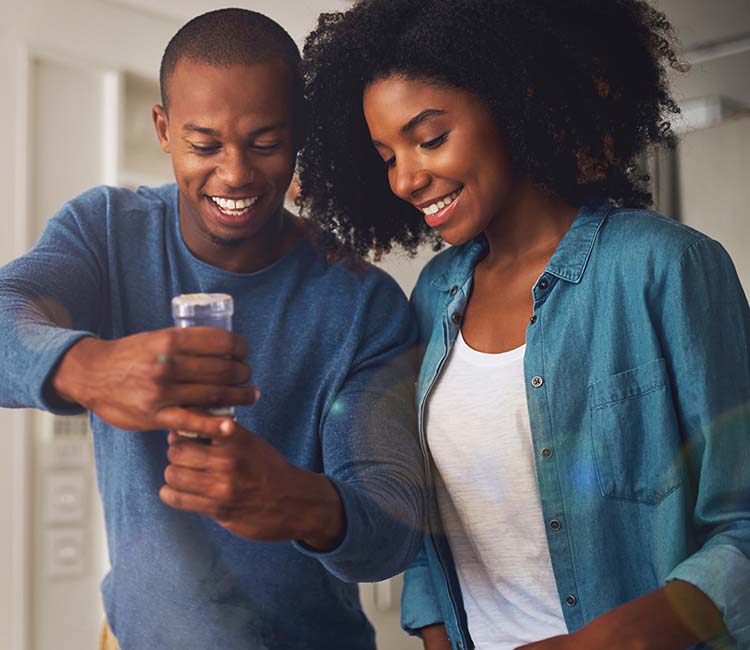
[0,195,257,432]
[293,273,425,582]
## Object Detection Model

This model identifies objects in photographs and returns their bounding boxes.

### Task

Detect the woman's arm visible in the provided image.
[517,580,726,650]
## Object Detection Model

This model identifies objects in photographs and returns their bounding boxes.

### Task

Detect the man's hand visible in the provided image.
[159,421,346,550]
[421,624,452,650]
[52,328,257,434]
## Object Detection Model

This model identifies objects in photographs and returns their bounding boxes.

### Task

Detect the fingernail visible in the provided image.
[220,419,233,435]
[254,387,261,403]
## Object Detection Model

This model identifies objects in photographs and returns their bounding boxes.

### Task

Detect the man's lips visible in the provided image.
[205,195,262,225]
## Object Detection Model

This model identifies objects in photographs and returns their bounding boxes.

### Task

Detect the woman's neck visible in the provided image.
[481,179,579,271]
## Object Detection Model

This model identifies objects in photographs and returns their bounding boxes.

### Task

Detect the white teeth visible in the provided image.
[210,196,260,213]
[420,190,461,216]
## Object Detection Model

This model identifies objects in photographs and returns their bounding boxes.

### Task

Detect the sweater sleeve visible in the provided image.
[659,237,750,646]
[0,189,108,413]
[293,271,426,582]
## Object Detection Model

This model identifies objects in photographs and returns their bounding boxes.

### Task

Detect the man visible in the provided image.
[0,9,424,649]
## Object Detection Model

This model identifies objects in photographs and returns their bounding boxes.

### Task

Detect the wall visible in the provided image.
[0,3,181,648]
[678,114,750,297]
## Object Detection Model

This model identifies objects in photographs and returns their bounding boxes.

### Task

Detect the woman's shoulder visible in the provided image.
[595,207,738,287]
[601,208,708,260]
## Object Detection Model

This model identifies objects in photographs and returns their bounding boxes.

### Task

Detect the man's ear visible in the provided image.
[152,104,171,154]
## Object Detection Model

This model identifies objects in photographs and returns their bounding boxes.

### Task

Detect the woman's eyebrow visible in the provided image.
[401,109,447,134]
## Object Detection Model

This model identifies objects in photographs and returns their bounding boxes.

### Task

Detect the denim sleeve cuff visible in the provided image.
[666,543,750,645]
[401,559,443,635]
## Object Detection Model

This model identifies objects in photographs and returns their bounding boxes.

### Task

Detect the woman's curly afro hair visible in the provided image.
[298,0,686,258]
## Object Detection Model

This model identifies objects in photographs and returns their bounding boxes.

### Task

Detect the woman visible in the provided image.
[299,1,750,649]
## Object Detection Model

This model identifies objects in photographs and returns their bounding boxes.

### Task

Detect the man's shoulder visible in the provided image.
[308,249,408,311]
[61,183,176,224]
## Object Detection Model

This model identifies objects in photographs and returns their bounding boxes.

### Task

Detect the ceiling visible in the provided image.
[106,0,750,106]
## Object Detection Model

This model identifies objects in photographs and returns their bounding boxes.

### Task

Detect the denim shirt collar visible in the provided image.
[430,201,612,292]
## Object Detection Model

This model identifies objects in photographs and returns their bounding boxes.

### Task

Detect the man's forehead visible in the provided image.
[169,57,292,88]
[166,58,293,115]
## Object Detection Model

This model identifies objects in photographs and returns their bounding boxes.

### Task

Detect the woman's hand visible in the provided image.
[421,623,452,650]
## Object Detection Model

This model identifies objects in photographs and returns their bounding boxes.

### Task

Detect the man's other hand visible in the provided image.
[160,422,346,550]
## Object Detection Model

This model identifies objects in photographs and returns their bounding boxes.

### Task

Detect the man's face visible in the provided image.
[153,59,296,257]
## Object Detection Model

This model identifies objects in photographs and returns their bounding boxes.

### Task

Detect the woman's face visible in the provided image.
[363,76,515,245]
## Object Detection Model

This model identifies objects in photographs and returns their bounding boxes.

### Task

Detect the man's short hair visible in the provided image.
[159,8,303,123]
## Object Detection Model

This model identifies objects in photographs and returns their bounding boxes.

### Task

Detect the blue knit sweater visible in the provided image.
[0,184,424,649]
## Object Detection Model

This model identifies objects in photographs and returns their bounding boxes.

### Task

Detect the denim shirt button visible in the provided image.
[539,279,549,290]
[531,375,544,388]
[529,314,537,324]
[449,285,459,296]
[549,519,562,531]
[451,312,462,324]
[565,595,577,607]
[541,447,553,459]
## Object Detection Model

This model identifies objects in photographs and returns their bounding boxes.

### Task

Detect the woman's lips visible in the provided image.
[422,189,463,228]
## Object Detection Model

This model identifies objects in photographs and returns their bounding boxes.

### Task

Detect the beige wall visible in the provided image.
[0,3,180,648]
[678,114,750,297]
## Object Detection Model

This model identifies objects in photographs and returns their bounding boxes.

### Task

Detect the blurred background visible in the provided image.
[0,1,748,649]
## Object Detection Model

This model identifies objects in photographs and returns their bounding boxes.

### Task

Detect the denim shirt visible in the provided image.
[400,202,750,650]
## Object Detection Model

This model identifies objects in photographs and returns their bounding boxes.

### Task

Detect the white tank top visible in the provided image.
[425,330,568,649]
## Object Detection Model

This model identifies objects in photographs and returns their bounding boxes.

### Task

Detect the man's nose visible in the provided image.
[217,147,255,188]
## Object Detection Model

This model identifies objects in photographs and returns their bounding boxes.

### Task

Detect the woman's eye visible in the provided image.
[190,143,220,154]
[421,132,449,150]
[384,156,396,168]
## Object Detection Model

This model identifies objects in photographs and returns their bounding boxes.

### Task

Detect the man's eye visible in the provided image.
[190,143,220,154]
[253,142,281,152]
[420,132,450,150]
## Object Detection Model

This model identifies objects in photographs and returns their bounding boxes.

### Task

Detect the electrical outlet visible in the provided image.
[44,471,87,524]
[44,528,85,579]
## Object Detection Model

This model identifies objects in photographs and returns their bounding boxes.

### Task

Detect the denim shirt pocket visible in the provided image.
[589,358,683,506]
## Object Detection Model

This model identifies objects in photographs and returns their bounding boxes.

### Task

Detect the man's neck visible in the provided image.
[178,197,304,274]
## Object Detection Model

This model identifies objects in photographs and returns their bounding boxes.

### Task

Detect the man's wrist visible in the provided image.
[51,336,100,407]
[294,471,346,552]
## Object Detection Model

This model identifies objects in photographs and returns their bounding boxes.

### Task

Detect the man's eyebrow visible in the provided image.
[182,124,218,136]
[401,109,447,134]
[181,122,289,137]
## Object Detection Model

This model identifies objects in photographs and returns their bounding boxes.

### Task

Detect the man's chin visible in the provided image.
[208,233,246,248]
